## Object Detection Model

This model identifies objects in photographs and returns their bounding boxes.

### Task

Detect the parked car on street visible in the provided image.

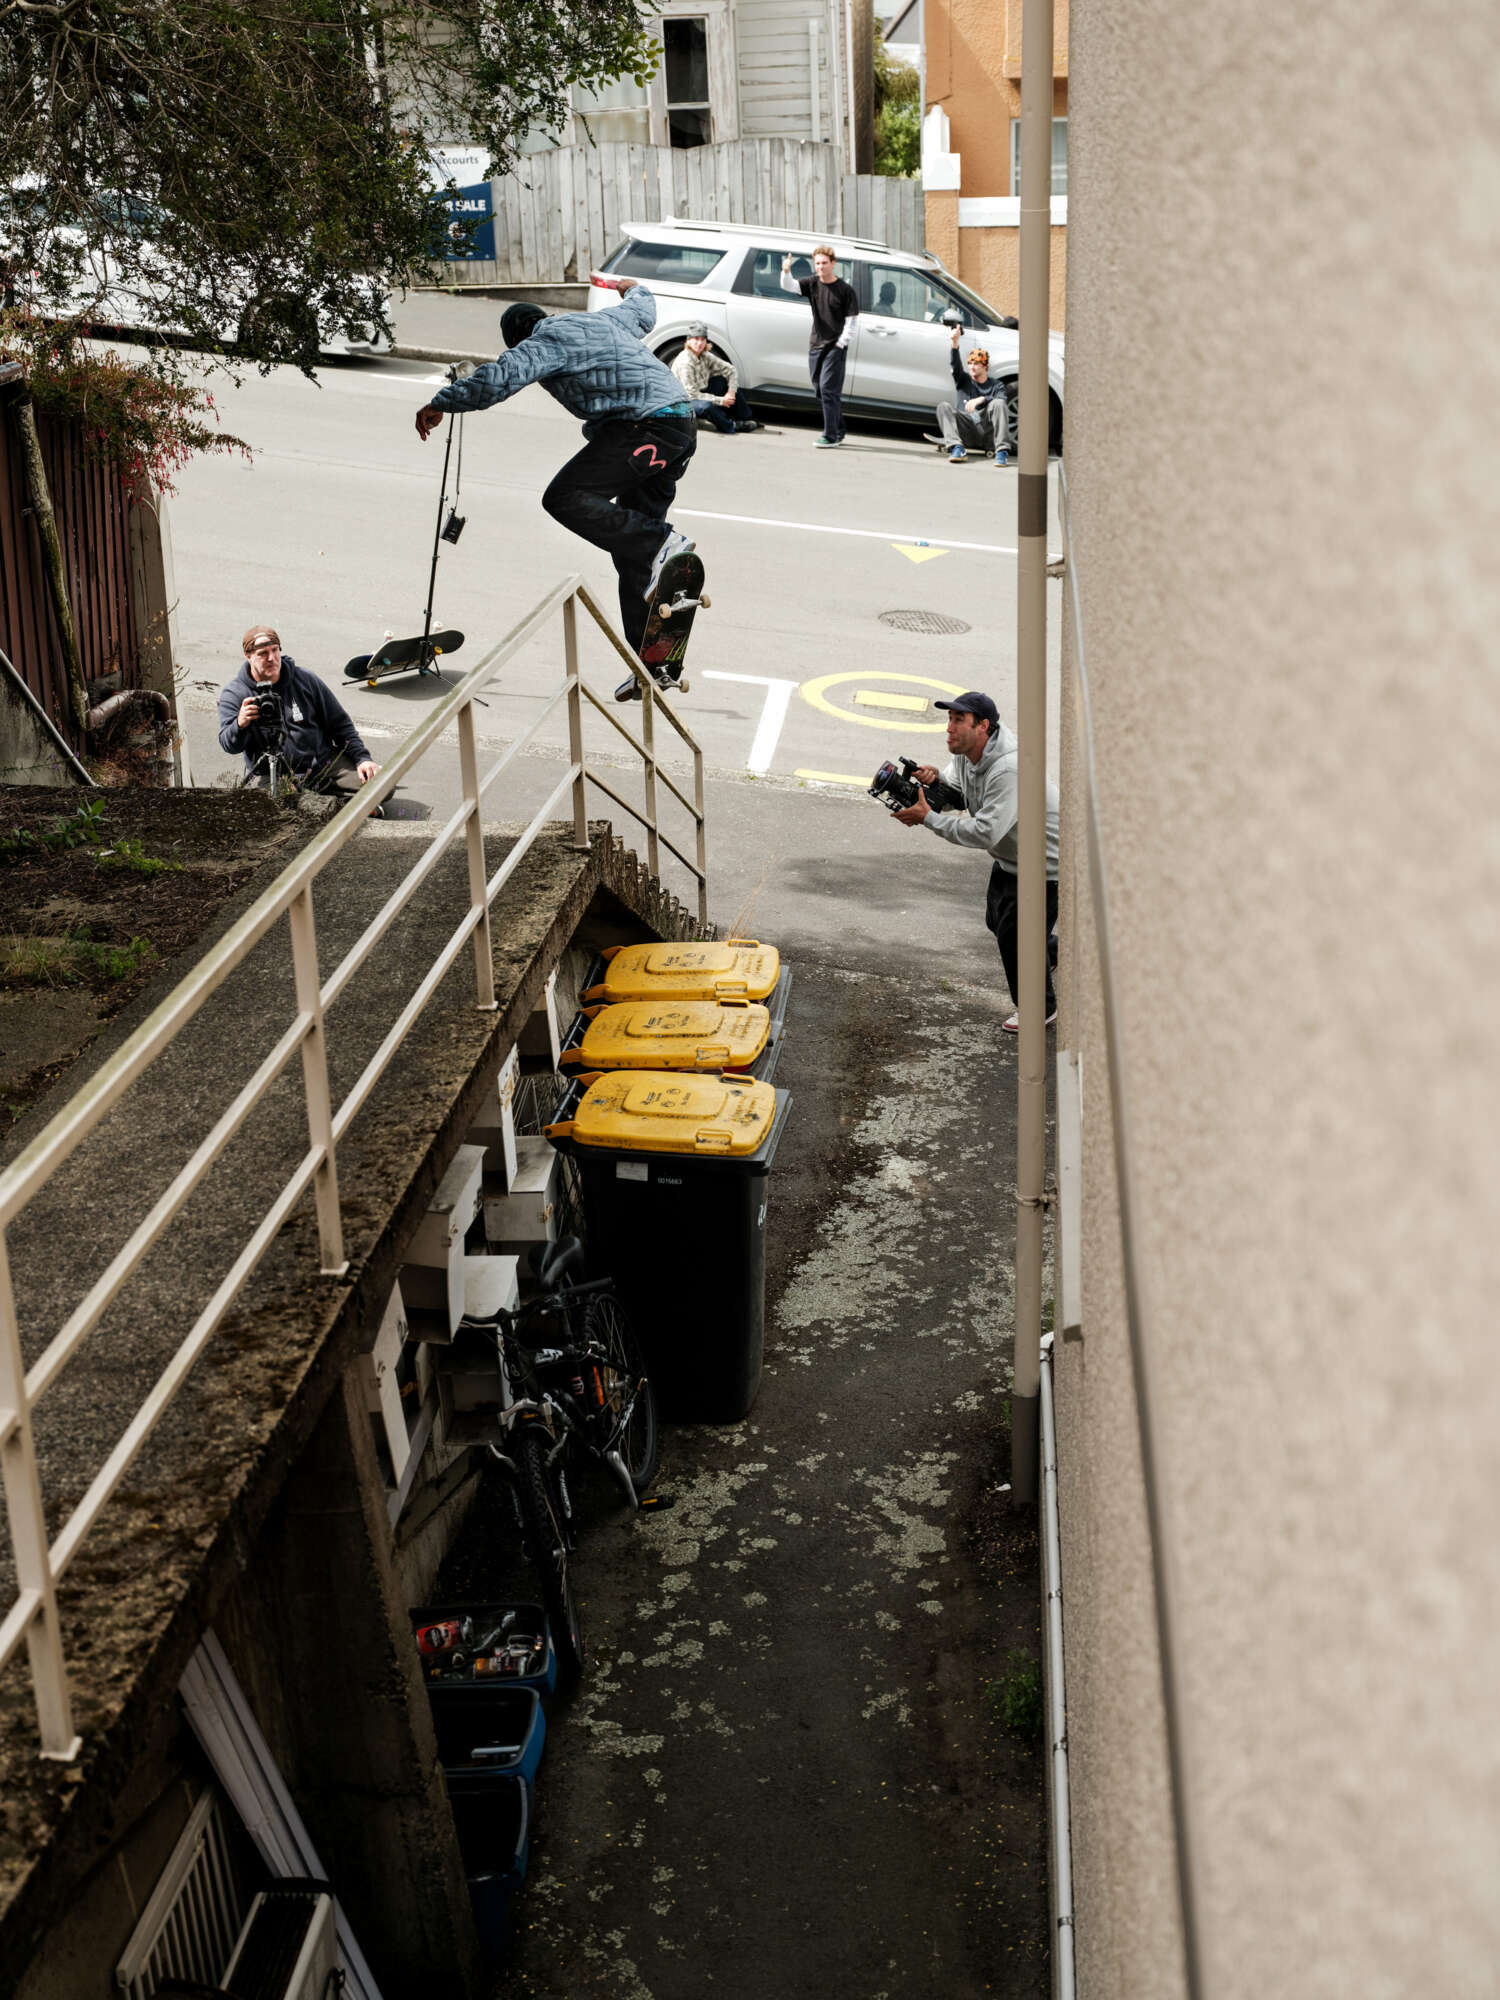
[587,218,1063,445]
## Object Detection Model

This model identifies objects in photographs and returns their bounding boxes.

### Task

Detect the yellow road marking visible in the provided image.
[855,690,929,712]
[892,543,950,564]
[801,669,965,732]
[795,769,871,786]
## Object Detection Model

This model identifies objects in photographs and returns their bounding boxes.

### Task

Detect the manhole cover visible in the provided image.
[878,608,972,636]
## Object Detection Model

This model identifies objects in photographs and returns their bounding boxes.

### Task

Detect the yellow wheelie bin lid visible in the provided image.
[583,938,781,1005]
[546,1071,778,1156]
[558,1000,772,1074]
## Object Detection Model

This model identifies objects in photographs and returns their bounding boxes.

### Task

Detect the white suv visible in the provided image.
[587,216,1063,444]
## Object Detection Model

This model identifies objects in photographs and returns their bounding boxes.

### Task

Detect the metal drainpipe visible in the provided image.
[1040,1331,1077,1996]
[1011,0,1054,1504]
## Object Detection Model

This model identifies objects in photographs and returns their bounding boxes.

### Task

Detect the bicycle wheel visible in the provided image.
[513,1428,585,1682]
[589,1293,660,1496]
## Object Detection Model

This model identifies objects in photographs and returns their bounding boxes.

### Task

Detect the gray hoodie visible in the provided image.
[925,721,1060,879]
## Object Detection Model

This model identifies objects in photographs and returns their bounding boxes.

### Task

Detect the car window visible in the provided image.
[600,238,726,283]
[930,272,1006,327]
[864,261,961,324]
[734,247,855,301]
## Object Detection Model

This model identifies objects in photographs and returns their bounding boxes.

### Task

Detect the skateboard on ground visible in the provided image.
[345,628,465,687]
[614,551,709,704]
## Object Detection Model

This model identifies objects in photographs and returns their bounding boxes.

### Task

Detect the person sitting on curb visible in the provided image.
[219,626,380,795]
[933,325,1013,465]
[671,323,762,434]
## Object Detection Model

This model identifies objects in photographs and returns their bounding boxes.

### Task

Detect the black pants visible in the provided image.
[808,344,847,440]
[542,415,697,650]
[692,374,758,433]
[985,864,1059,1012]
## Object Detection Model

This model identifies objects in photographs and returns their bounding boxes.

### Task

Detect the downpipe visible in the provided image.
[86,686,175,786]
[1040,1332,1076,1998]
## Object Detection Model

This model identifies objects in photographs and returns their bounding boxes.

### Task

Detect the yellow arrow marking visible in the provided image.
[892,543,950,564]
[855,690,929,712]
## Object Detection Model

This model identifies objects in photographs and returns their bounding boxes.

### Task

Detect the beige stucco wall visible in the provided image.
[1056,1,1500,1995]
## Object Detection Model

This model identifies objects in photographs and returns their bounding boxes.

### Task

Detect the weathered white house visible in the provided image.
[525,1,874,170]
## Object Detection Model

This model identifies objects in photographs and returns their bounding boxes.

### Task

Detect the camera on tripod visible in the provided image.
[248,685,285,733]
[869,757,966,815]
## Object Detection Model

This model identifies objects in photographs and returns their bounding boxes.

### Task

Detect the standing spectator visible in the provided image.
[671,324,762,433]
[780,246,859,447]
[934,324,1013,465]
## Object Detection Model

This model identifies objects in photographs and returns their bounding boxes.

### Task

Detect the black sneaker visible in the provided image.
[614,675,644,704]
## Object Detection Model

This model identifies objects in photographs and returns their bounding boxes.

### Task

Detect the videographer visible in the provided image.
[218,625,380,792]
[892,691,1060,1033]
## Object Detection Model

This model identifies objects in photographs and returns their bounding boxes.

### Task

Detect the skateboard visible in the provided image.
[345,628,465,687]
[614,551,709,704]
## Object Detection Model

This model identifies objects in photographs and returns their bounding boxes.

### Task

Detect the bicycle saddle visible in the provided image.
[533,1234,587,1290]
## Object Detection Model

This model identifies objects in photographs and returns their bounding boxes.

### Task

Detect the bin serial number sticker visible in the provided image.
[616,1161,650,1182]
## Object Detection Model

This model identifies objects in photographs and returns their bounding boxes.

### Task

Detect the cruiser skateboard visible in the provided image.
[345,628,464,687]
[614,551,709,703]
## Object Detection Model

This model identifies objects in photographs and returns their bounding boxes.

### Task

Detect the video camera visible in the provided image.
[869,757,966,815]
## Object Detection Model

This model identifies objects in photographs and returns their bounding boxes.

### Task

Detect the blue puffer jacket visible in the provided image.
[429,287,688,439]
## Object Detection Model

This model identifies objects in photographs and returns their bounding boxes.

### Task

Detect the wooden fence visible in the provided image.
[440,139,924,288]
[0,397,149,752]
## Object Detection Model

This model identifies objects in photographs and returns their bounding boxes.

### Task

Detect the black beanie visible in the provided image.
[501,303,546,348]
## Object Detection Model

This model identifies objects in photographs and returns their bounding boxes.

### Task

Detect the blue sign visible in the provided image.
[438,182,495,261]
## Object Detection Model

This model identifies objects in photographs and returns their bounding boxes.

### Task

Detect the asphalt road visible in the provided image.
[164,343,1061,971]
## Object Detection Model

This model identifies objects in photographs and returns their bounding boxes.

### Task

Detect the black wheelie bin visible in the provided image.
[545,1070,791,1422]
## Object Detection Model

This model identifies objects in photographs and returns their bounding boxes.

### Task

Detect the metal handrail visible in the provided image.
[0,575,707,1758]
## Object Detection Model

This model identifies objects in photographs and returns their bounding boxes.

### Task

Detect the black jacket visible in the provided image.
[949,349,1009,410]
[217,657,372,777]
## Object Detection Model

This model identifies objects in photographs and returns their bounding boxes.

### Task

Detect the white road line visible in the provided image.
[677,506,1018,557]
[701,670,798,775]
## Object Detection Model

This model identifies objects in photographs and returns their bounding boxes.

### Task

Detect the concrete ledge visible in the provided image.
[0,821,707,1983]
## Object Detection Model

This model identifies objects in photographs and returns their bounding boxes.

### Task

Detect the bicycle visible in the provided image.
[462,1235,659,1682]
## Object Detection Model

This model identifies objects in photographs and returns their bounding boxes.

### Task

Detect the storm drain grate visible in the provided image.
[878,608,972,635]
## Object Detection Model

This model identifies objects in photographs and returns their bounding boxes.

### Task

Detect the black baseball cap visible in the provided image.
[501,302,546,347]
[934,691,999,727]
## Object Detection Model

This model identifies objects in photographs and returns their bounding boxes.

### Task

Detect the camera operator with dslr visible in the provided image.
[891,691,1060,1033]
[219,626,380,794]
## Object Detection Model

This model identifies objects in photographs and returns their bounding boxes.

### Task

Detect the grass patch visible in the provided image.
[0,797,108,864]
[95,836,181,876]
[988,1648,1044,1740]
[0,933,156,984]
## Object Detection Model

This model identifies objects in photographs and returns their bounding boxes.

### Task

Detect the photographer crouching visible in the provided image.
[886,691,1059,1034]
[219,626,380,798]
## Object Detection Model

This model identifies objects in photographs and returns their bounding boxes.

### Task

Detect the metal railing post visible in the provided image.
[563,596,590,850]
[0,1230,80,1759]
[693,747,708,928]
[286,889,347,1274]
[456,700,498,1012]
[641,681,662,881]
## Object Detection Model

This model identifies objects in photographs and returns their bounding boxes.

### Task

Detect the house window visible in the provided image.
[663,16,712,146]
[1010,117,1068,198]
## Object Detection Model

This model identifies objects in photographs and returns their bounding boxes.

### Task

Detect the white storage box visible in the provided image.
[483,1135,560,1252]
[406,1144,487,1266]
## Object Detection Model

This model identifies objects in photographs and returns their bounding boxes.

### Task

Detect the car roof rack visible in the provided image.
[623,216,940,265]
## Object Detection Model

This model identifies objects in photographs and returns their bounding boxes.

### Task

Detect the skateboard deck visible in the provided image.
[346,628,464,686]
[615,552,709,704]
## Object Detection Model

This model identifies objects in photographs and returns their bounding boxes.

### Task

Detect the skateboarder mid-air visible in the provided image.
[414,283,698,658]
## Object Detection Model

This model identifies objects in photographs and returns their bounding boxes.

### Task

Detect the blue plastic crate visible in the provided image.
[448,1774,530,1964]
[408,1601,557,1697]
[431,1685,545,1787]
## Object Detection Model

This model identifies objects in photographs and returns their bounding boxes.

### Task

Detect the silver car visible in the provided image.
[586,217,1063,446]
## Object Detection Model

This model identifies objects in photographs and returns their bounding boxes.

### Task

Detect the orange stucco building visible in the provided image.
[922,0,1068,327]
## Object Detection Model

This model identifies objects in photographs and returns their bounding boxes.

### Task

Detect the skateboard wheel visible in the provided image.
[700,593,711,610]
[678,677,690,694]
[659,602,674,620]
[367,678,379,689]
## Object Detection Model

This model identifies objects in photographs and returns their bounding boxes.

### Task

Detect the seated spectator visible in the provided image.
[933,325,1014,465]
[670,324,762,434]
[219,625,380,794]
